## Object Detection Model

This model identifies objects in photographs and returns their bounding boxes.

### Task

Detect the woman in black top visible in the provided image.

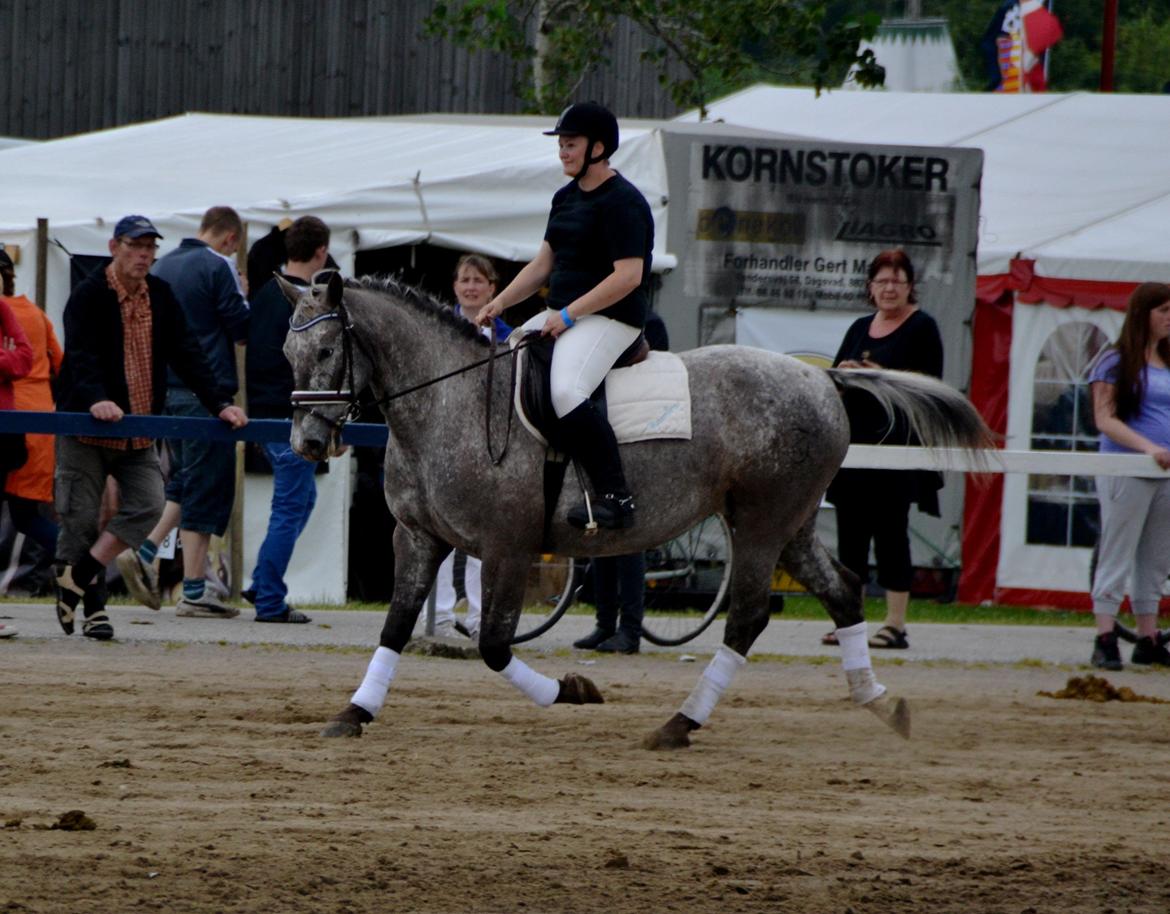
[477,102,654,530]
[823,249,943,650]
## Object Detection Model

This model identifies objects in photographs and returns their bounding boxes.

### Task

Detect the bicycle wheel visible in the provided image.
[640,514,732,646]
[510,554,582,644]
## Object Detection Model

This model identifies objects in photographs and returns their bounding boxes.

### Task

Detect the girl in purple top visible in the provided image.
[1087,282,1170,670]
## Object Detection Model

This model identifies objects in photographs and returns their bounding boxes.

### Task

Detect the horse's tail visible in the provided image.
[825,368,996,456]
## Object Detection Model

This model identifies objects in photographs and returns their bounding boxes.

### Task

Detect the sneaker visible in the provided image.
[1131,636,1170,667]
[116,549,161,610]
[255,608,312,624]
[431,619,467,640]
[176,593,240,619]
[1091,631,1123,671]
[0,624,17,639]
[573,626,616,650]
[567,493,636,531]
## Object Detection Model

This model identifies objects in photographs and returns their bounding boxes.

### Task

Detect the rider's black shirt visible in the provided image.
[543,172,654,329]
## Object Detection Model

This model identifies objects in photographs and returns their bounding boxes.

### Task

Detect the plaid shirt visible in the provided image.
[79,265,154,449]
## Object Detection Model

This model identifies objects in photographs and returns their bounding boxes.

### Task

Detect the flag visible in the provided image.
[980,0,1063,92]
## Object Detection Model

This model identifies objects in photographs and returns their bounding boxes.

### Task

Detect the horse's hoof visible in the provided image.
[642,713,697,750]
[865,694,911,740]
[556,673,604,704]
[320,719,363,738]
[319,704,371,738]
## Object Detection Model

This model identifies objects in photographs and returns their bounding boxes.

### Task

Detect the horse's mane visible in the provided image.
[345,275,491,348]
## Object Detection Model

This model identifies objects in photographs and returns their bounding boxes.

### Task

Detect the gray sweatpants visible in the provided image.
[54,436,165,565]
[1092,474,1170,617]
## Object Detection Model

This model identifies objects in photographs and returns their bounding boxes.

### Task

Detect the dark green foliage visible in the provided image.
[423,1,883,116]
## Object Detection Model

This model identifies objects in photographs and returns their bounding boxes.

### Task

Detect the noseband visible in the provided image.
[288,305,364,437]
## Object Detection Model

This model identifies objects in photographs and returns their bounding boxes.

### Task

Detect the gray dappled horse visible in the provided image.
[281,273,991,749]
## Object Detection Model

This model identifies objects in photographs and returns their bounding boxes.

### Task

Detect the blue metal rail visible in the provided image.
[0,411,390,447]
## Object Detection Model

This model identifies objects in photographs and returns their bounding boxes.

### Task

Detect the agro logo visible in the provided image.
[835,219,942,247]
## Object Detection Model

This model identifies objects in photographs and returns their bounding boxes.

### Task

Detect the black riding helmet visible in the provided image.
[544,102,619,180]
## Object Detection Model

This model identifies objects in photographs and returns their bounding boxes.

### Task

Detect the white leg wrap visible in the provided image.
[679,645,746,726]
[501,657,560,707]
[836,621,872,671]
[835,622,887,704]
[351,646,400,717]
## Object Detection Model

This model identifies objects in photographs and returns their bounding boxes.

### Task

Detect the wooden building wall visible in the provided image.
[0,0,685,140]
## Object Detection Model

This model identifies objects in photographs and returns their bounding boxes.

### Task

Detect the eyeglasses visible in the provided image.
[870,279,910,288]
[120,239,159,252]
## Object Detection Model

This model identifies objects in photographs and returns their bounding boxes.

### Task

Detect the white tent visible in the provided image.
[844,18,964,93]
[679,85,1170,608]
[0,112,672,328]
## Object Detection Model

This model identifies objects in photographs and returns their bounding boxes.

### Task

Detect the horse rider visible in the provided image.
[475,102,654,530]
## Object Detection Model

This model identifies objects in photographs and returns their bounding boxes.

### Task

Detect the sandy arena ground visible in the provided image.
[3,638,1170,914]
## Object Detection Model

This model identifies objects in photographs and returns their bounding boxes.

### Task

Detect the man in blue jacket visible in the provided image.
[118,207,249,618]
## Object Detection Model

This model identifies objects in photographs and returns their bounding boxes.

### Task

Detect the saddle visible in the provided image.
[517,330,646,450]
[512,330,691,449]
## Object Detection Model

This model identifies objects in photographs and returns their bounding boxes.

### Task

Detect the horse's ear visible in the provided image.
[326,271,344,309]
[275,274,304,307]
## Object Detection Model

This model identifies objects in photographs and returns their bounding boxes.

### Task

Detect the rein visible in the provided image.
[288,300,529,465]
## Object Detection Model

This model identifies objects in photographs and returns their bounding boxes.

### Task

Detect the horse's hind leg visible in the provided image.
[321,526,449,739]
[644,511,784,751]
[778,519,910,739]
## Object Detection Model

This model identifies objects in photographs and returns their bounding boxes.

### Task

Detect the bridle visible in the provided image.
[288,276,528,465]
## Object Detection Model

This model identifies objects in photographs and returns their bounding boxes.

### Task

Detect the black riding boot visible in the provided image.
[558,401,636,530]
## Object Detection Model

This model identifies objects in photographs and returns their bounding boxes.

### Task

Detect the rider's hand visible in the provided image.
[1151,447,1170,470]
[475,301,501,327]
[90,400,124,422]
[542,310,569,338]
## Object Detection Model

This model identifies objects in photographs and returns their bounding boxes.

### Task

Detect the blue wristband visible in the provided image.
[560,307,575,328]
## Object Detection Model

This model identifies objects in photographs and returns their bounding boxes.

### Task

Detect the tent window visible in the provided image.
[1026,322,1109,547]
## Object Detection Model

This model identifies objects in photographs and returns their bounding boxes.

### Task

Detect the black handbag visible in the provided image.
[0,432,28,473]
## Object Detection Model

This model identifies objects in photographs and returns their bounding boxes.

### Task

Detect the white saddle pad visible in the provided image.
[511,343,692,446]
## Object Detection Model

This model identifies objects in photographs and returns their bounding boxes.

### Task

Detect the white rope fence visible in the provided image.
[843,445,1170,478]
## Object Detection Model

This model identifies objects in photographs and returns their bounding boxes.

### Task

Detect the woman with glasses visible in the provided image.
[822,249,943,650]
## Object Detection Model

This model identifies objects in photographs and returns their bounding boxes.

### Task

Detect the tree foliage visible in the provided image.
[424,0,884,117]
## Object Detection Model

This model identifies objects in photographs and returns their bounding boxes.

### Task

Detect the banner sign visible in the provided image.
[681,139,980,312]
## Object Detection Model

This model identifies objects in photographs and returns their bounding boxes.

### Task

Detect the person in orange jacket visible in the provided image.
[0,247,35,639]
[1,247,64,598]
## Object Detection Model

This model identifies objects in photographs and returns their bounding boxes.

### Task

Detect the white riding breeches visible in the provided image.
[519,310,640,418]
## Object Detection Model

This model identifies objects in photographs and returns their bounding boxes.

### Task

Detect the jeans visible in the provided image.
[249,442,318,617]
[592,552,646,636]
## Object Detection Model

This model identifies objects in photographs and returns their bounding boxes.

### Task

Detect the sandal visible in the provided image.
[55,566,85,636]
[821,631,839,646]
[82,611,114,641]
[55,599,76,636]
[868,625,909,650]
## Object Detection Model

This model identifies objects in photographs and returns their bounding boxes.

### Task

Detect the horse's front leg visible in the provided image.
[321,525,449,738]
[477,553,604,707]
